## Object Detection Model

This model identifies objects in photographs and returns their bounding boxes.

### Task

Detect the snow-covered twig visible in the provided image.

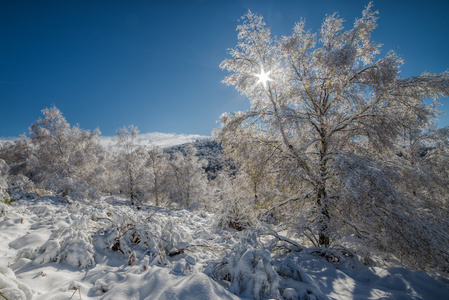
[257,230,306,252]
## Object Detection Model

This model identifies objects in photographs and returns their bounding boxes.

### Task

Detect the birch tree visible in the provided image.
[114,125,153,205]
[217,3,449,269]
[166,145,208,208]
[29,106,103,199]
[146,145,170,206]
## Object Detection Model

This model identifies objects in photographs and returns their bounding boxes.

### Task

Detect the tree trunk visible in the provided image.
[317,185,330,247]
[154,175,159,206]
[317,133,330,247]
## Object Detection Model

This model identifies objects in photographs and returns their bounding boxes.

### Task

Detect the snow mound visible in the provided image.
[101,266,239,300]
[0,267,33,300]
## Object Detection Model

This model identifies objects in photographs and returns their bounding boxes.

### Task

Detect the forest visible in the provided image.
[1,3,449,300]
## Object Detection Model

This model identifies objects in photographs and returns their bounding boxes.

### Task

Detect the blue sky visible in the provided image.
[1,0,448,137]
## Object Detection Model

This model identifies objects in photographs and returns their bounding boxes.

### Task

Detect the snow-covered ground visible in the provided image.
[0,197,448,300]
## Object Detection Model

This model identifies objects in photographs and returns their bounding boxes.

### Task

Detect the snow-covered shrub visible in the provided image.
[97,206,194,269]
[0,175,7,189]
[0,176,9,204]
[0,191,10,205]
[158,218,193,255]
[101,209,141,255]
[0,203,7,216]
[41,175,102,201]
[274,258,312,283]
[228,245,280,299]
[7,174,36,201]
[0,159,8,174]
[207,231,280,299]
[211,166,261,230]
[214,198,256,231]
[52,228,95,268]
[18,216,95,268]
[273,257,328,300]
[0,267,33,300]
[0,159,9,194]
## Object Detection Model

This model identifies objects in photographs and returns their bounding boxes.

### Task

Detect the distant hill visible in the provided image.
[164,139,235,180]
[98,132,209,149]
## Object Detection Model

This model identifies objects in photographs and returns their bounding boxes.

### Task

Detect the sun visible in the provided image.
[255,68,272,88]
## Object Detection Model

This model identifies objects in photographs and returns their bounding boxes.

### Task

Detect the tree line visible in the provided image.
[0,106,213,208]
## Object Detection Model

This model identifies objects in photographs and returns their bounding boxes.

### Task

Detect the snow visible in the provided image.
[0,196,448,300]
[0,266,33,300]
[98,132,209,149]
[101,268,239,300]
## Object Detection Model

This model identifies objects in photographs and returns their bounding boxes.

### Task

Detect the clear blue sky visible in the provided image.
[1,0,448,137]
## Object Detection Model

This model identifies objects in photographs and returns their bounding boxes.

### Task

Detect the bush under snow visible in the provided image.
[0,196,447,299]
[0,267,33,300]
[18,215,95,268]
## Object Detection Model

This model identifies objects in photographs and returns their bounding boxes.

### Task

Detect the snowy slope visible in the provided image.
[0,197,448,300]
[99,132,209,149]
[1,132,209,150]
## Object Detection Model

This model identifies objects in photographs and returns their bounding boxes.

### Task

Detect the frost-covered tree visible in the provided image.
[217,4,449,269]
[114,125,153,204]
[212,167,258,231]
[0,135,28,166]
[219,124,298,210]
[0,159,9,203]
[0,134,33,175]
[146,146,170,206]
[28,106,103,199]
[166,145,208,208]
[391,103,449,204]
